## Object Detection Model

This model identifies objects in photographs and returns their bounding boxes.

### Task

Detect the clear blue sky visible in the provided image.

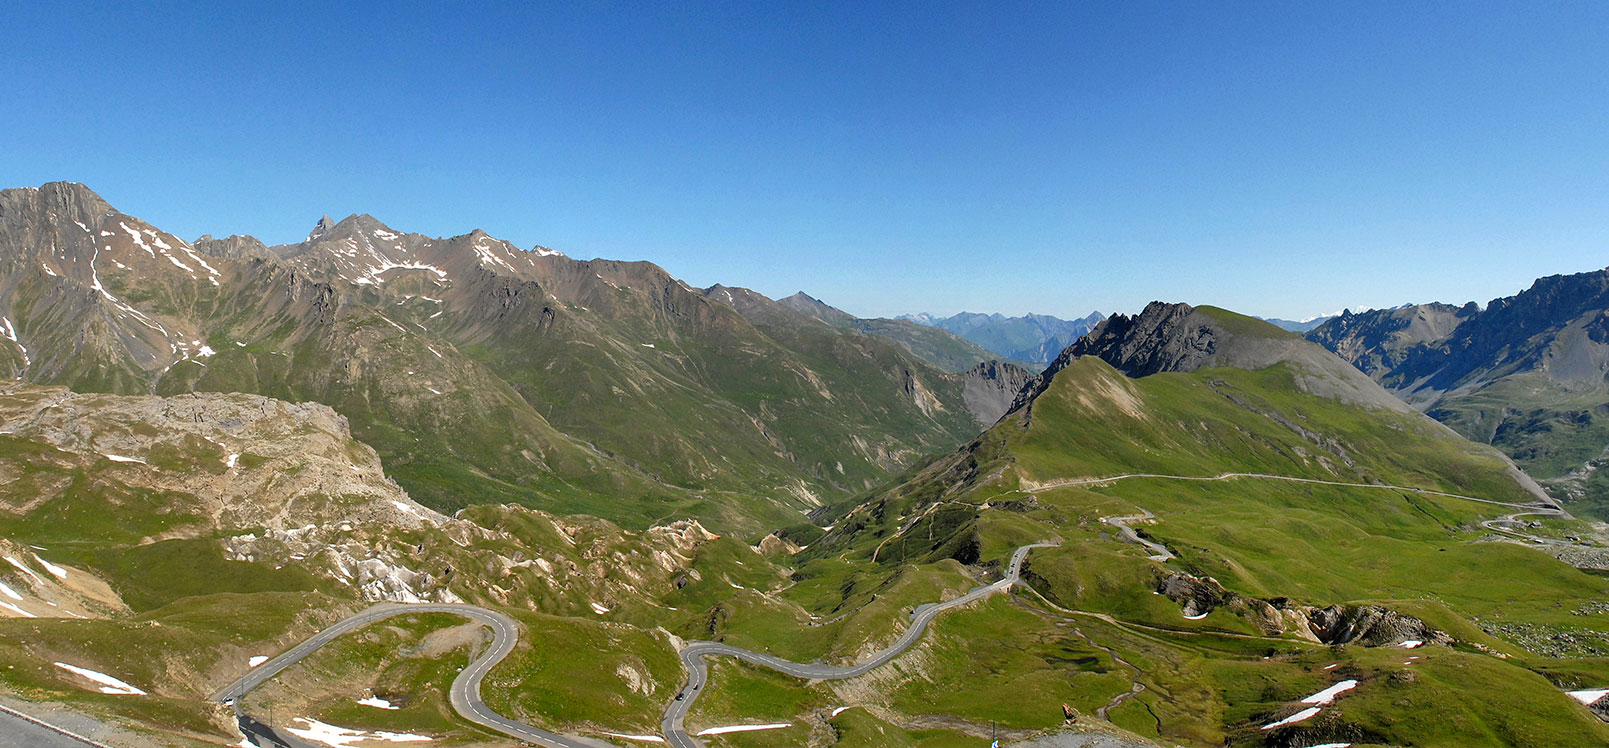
[5,2,1608,320]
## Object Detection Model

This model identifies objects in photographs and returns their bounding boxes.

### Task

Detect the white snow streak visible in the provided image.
[0,317,29,366]
[248,655,268,667]
[4,556,45,586]
[696,724,792,736]
[357,696,398,709]
[102,453,146,464]
[53,662,146,695]
[119,222,155,257]
[32,554,66,580]
[1301,680,1358,705]
[1260,706,1320,730]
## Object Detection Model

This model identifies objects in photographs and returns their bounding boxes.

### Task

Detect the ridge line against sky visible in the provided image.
[5,2,1608,320]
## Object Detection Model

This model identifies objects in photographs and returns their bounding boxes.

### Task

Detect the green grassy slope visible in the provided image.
[770,345,1609,746]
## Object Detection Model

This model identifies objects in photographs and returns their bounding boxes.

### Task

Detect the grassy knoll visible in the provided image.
[686,658,830,728]
[483,609,681,735]
[825,708,980,748]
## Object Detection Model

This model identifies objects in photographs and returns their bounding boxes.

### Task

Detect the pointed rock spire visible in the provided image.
[307,215,336,243]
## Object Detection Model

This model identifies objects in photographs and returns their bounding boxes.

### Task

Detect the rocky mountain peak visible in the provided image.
[777,291,856,328]
[1059,301,1220,378]
[307,215,336,242]
[1014,300,1410,414]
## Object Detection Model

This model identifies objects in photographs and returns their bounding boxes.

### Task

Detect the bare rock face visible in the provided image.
[1305,604,1452,648]
[753,531,802,557]
[1155,572,1233,619]
[1155,571,1300,636]
[1066,302,1221,377]
[961,359,1036,426]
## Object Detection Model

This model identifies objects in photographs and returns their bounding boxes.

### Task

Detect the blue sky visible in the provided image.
[5,2,1608,320]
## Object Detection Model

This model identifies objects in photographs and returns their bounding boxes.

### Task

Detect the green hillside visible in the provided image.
[786,329,1609,746]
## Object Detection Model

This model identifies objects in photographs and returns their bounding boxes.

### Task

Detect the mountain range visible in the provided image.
[2,182,1609,748]
[0,182,1040,536]
[1261,314,1338,333]
[1306,270,1609,519]
[898,310,1105,367]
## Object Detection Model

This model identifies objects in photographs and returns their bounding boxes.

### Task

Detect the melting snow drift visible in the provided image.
[1260,706,1320,730]
[1302,679,1358,705]
[697,724,792,736]
[1569,688,1609,706]
[54,662,146,695]
[285,718,431,747]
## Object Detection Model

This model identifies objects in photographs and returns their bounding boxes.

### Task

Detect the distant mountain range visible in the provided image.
[897,310,1105,367]
[1261,315,1338,333]
[1306,270,1609,518]
[767,291,1009,374]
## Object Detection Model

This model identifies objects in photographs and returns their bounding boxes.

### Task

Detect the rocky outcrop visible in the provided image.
[1156,572,1234,618]
[0,384,439,534]
[1064,302,1223,377]
[1156,572,1449,646]
[1155,572,1310,637]
[1305,604,1452,648]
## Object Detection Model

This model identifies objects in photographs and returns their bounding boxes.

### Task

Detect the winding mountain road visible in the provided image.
[214,545,1057,748]
[211,603,600,748]
[1025,471,1570,557]
[1100,508,1174,561]
[660,542,1057,748]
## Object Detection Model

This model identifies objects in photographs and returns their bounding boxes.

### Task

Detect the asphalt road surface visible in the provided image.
[0,703,115,748]
[1100,509,1174,561]
[659,542,1057,748]
[0,709,97,748]
[213,544,1057,748]
[213,602,607,748]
